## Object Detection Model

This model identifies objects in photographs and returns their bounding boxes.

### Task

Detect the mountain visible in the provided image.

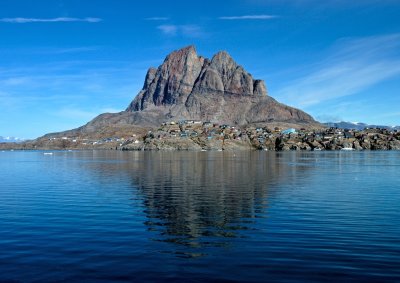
[0,136,26,143]
[324,121,400,130]
[125,45,317,127]
[43,46,320,139]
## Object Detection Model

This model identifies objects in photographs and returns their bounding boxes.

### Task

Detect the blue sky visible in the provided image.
[1,0,400,138]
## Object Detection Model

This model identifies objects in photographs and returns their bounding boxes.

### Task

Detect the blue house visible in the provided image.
[281,128,297,134]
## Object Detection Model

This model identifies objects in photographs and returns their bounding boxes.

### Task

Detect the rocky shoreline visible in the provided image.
[120,122,400,151]
[2,121,400,151]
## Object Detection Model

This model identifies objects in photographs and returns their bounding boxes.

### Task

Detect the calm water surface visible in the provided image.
[0,150,399,282]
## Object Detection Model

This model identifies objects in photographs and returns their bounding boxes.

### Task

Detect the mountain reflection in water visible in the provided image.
[83,151,315,255]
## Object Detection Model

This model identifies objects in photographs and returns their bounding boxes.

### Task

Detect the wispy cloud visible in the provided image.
[0,60,143,137]
[0,17,102,23]
[0,60,144,112]
[145,17,169,21]
[157,24,203,37]
[276,34,400,108]
[219,15,278,20]
[180,25,203,37]
[157,24,178,35]
[48,47,100,54]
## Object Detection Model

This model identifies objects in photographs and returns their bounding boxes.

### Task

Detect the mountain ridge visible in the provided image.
[0,136,26,143]
[324,121,400,130]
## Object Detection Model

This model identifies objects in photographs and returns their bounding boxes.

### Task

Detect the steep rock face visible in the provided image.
[127,45,267,112]
[126,45,316,127]
[128,46,206,111]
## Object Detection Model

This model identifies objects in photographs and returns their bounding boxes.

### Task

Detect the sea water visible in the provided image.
[1,150,399,282]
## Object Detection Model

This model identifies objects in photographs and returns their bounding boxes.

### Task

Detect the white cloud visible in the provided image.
[180,25,203,37]
[157,24,178,35]
[145,17,169,21]
[0,17,102,23]
[157,24,203,37]
[219,15,277,20]
[275,34,400,108]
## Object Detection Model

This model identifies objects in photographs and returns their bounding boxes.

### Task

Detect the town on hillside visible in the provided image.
[5,119,398,151]
[127,120,400,151]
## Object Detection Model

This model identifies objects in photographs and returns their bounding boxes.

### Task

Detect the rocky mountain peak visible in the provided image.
[164,45,197,62]
[121,46,316,127]
[210,50,237,71]
[161,45,202,77]
[127,46,268,112]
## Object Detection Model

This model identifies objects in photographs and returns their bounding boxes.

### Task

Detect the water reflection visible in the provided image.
[74,150,317,255]
[116,152,313,251]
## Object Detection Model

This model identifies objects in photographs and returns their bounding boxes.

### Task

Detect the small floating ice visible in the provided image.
[341,147,354,151]
[43,152,53,155]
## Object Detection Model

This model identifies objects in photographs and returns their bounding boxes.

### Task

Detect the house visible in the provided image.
[344,132,354,139]
[281,128,296,135]
[186,120,201,124]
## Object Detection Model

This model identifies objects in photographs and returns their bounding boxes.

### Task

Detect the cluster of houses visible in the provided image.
[38,120,400,151]
[142,120,400,150]
[45,136,130,147]
[150,120,246,141]
[273,127,400,151]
